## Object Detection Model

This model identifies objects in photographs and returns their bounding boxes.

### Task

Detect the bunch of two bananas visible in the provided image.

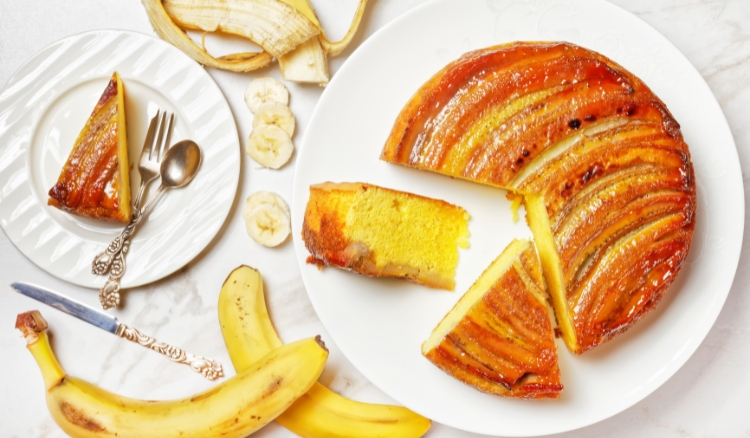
[17,266,430,438]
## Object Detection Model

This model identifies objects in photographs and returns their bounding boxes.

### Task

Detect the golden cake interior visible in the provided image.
[302,182,470,290]
[422,239,562,399]
[48,72,131,223]
[382,42,695,354]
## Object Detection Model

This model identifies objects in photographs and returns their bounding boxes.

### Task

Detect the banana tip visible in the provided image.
[314,335,328,352]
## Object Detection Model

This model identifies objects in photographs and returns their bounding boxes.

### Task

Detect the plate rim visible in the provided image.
[292,0,745,435]
[0,28,240,289]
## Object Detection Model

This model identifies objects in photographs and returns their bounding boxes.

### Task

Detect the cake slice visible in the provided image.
[48,72,131,223]
[302,182,470,290]
[422,239,563,399]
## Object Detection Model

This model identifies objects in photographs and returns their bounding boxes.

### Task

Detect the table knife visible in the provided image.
[11,282,223,381]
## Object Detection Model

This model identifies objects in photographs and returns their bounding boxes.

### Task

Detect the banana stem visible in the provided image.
[28,332,67,390]
[16,312,67,391]
[319,0,368,56]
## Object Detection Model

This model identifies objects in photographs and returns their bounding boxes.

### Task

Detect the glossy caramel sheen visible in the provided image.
[382,42,695,354]
[424,242,562,399]
[48,72,130,222]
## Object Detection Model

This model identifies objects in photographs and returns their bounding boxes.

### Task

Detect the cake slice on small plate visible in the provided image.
[422,239,563,399]
[302,182,470,290]
[48,72,131,223]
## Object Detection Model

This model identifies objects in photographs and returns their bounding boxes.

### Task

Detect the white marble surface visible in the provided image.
[0,0,748,437]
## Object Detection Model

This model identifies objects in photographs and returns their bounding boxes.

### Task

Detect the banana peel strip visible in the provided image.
[162,0,320,58]
[142,0,273,72]
[319,0,369,56]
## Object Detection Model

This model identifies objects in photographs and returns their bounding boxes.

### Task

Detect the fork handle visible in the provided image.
[91,177,150,278]
[91,213,140,277]
[95,213,149,309]
[95,187,165,309]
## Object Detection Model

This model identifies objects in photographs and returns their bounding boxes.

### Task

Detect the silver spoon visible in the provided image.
[98,140,202,309]
[139,140,202,215]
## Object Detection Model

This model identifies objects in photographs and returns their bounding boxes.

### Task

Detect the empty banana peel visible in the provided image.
[162,0,320,58]
[142,0,273,72]
[142,0,369,83]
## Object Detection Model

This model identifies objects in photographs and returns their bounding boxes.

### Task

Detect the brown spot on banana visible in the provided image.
[262,376,284,399]
[60,401,106,432]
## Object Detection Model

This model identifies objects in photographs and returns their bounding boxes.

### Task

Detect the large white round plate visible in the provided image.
[0,30,239,288]
[292,0,744,436]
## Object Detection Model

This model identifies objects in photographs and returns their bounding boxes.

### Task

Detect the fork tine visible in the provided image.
[159,113,175,159]
[151,111,167,160]
[141,110,160,159]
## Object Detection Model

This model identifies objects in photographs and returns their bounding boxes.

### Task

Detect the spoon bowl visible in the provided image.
[160,140,202,188]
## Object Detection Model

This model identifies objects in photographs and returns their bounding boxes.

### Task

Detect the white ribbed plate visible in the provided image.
[292,0,744,436]
[0,30,239,288]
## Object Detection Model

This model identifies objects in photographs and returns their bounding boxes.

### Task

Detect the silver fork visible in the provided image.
[133,111,175,210]
[92,111,175,309]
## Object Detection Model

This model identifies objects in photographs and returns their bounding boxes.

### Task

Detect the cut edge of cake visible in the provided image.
[523,194,579,353]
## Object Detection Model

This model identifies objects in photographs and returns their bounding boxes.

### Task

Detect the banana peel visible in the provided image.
[218,265,432,438]
[142,0,273,72]
[162,0,320,58]
[143,0,369,83]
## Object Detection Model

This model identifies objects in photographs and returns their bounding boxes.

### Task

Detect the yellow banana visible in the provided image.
[17,310,328,438]
[218,265,432,438]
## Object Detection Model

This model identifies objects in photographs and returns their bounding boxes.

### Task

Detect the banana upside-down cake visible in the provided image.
[382,41,696,355]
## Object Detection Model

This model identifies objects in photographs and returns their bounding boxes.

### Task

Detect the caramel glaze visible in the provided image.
[425,247,562,399]
[48,77,127,222]
[381,42,696,354]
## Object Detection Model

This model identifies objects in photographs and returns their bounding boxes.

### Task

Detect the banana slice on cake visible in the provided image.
[253,102,295,137]
[245,77,289,113]
[243,191,291,247]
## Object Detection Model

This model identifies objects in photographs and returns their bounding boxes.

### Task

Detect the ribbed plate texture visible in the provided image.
[0,30,239,288]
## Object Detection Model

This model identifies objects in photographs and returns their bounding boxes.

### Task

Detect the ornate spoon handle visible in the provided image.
[95,212,145,309]
[115,323,224,381]
[95,187,168,309]
[92,209,142,276]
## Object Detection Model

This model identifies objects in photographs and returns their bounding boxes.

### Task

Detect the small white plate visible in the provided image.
[292,0,744,436]
[0,30,240,288]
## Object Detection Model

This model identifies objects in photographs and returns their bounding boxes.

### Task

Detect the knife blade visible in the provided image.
[12,282,119,333]
[11,282,223,380]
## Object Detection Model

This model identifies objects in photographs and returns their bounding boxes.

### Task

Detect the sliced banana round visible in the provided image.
[244,77,289,114]
[253,102,295,137]
[242,190,290,219]
[246,124,294,169]
[243,192,291,247]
